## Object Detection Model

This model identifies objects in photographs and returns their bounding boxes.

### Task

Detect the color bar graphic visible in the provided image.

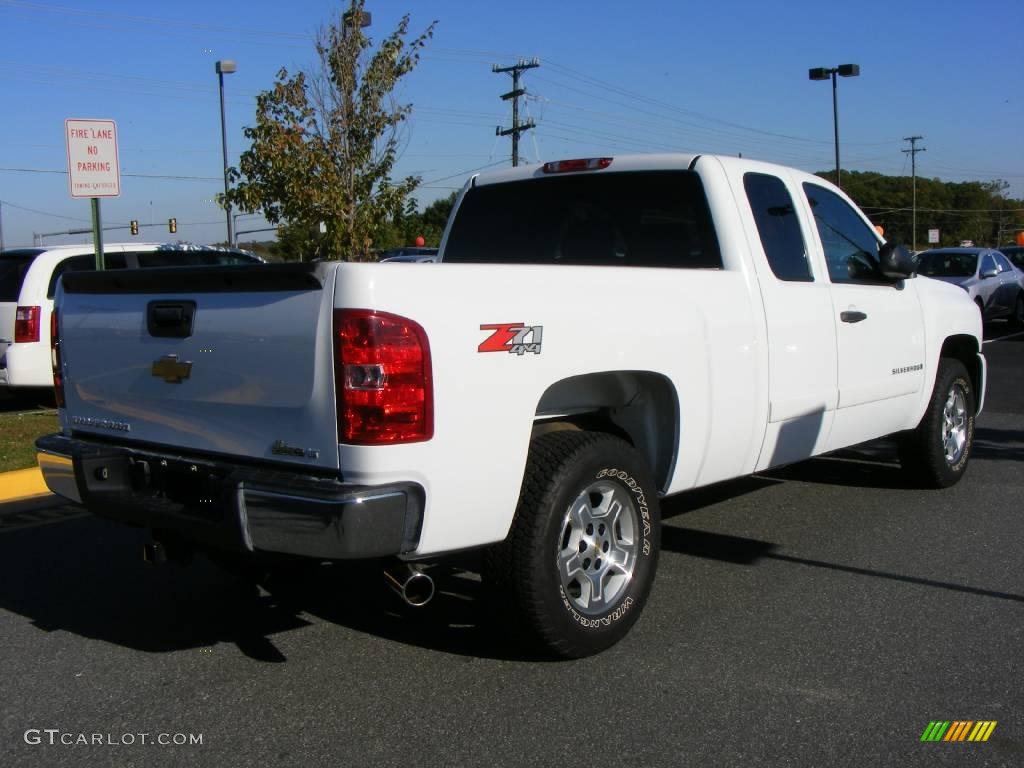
[921,720,996,742]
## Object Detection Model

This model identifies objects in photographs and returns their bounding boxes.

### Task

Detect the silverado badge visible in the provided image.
[151,354,192,383]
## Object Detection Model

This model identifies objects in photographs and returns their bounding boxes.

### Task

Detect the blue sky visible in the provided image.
[1,0,1021,248]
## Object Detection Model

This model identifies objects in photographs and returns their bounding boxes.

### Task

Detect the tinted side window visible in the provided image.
[979,254,996,275]
[444,171,721,268]
[743,173,811,282]
[802,183,884,284]
[1,255,36,301]
[48,253,127,298]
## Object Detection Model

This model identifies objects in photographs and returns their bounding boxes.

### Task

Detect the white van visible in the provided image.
[1,243,262,390]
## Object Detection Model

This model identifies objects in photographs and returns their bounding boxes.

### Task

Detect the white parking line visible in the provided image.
[983,330,1024,344]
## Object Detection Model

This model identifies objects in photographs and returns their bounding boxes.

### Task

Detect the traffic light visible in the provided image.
[168,217,177,234]
[130,219,139,236]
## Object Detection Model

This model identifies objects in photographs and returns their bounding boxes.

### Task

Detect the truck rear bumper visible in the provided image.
[35,434,424,560]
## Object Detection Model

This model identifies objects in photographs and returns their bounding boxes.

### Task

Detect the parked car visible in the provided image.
[999,245,1024,271]
[379,247,439,263]
[916,247,1024,325]
[1,243,262,390]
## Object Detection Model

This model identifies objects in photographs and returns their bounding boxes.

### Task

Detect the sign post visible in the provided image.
[65,118,120,269]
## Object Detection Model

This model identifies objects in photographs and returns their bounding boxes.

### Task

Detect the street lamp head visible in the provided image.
[215,60,237,75]
[837,63,860,77]
[808,67,831,81]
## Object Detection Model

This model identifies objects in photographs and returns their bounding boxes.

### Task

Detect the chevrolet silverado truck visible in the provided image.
[36,153,985,658]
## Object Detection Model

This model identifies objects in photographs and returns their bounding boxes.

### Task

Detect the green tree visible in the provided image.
[225,2,436,261]
[821,170,1024,248]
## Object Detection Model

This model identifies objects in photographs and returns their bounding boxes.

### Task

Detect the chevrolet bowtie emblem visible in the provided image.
[152,354,192,383]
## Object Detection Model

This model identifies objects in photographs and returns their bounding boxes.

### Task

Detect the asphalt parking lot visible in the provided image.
[1,328,1021,768]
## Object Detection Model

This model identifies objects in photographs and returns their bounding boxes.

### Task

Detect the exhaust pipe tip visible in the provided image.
[383,563,435,607]
[142,542,166,565]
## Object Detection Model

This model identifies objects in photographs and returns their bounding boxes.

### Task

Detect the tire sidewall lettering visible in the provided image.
[555,465,653,631]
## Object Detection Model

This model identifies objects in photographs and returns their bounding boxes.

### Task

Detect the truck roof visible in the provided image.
[469,152,833,190]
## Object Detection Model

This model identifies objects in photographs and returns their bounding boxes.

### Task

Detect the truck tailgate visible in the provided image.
[57,263,340,470]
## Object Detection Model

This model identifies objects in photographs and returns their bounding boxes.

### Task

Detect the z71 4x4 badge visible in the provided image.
[478,323,543,355]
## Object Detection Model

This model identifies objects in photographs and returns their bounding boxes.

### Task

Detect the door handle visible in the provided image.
[147,300,197,338]
[840,310,867,323]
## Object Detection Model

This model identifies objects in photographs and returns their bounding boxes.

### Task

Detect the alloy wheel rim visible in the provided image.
[942,383,968,464]
[556,479,639,615]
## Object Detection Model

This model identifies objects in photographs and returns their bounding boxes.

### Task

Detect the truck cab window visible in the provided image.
[743,173,812,282]
[802,183,884,284]
[444,171,722,269]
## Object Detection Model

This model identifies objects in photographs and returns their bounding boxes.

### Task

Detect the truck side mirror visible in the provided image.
[878,242,915,280]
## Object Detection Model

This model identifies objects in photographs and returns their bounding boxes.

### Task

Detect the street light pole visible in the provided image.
[216,59,237,247]
[809,64,860,189]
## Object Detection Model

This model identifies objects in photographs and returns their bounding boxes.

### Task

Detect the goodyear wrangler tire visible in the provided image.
[486,431,661,659]
[898,358,975,489]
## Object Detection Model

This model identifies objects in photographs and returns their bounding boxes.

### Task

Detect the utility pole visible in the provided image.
[902,135,926,251]
[493,58,539,167]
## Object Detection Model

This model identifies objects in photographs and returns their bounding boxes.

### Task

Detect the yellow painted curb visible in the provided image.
[0,467,53,503]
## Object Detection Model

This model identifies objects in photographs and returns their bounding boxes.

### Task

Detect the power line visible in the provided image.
[0,198,92,222]
[421,160,507,186]
[0,167,222,182]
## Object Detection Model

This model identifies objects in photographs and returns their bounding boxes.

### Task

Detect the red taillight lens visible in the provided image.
[542,157,613,174]
[51,309,65,408]
[14,306,41,343]
[334,309,433,444]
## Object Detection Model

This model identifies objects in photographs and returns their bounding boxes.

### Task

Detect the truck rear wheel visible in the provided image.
[898,358,975,488]
[485,431,661,658]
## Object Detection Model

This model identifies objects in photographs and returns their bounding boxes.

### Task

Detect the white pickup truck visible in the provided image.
[37,153,985,658]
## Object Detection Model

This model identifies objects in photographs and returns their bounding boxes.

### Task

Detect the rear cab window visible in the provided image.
[444,170,721,268]
[1,249,42,302]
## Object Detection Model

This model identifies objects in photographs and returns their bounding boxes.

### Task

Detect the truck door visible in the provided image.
[740,172,838,469]
[800,182,925,450]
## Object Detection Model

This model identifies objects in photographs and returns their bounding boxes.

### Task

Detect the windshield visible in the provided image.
[0,250,41,301]
[917,252,977,278]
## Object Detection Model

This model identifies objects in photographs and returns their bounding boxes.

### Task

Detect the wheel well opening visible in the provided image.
[532,371,679,493]
[940,334,981,403]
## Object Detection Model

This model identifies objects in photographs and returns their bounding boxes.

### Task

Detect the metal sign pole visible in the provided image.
[91,197,105,270]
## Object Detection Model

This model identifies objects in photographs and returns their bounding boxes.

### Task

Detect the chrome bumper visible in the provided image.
[35,433,423,560]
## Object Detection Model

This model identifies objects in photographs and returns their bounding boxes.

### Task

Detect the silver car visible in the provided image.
[916,247,1024,325]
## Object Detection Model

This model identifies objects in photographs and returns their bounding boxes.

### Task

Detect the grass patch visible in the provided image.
[0,410,59,473]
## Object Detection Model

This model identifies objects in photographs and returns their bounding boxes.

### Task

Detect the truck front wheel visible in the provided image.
[898,358,976,488]
[485,431,661,658]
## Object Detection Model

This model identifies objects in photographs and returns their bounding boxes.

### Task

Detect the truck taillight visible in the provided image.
[51,309,65,408]
[334,309,433,445]
[14,306,41,343]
